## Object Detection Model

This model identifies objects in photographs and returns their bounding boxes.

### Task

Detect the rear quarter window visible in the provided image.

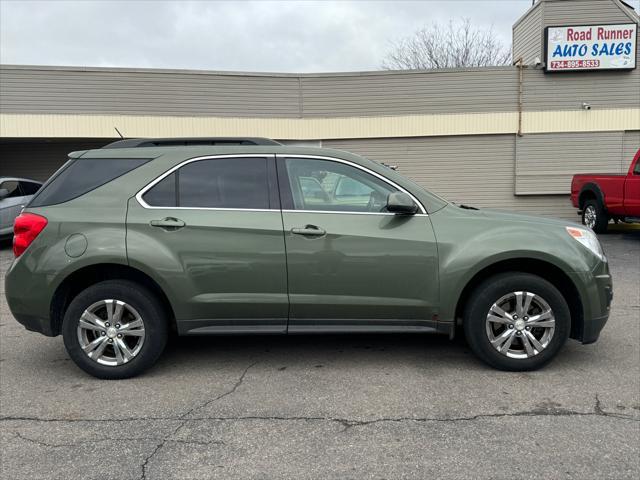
[29,158,150,207]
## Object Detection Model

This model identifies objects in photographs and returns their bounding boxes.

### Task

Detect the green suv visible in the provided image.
[5,138,613,379]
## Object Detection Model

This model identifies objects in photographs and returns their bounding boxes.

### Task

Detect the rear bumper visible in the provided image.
[5,255,57,337]
[11,312,56,337]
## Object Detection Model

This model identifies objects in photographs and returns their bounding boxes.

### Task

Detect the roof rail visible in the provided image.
[102,137,282,149]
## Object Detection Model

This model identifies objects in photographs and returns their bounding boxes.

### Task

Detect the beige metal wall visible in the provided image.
[623,130,640,167]
[299,68,518,116]
[544,0,637,25]
[3,64,638,118]
[0,68,302,118]
[513,1,543,65]
[522,68,640,111]
[0,65,519,118]
[515,131,629,195]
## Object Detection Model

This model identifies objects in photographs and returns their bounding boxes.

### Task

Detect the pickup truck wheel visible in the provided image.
[62,280,168,379]
[582,199,608,233]
[463,273,570,371]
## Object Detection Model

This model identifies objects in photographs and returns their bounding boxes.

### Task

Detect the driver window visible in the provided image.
[285,158,397,212]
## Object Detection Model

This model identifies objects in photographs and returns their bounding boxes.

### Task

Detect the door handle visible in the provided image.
[291,225,326,237]
[150,217,186,230]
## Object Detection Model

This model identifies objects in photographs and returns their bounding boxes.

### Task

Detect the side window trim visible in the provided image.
[275,154,427,215]
[136,154,278,211]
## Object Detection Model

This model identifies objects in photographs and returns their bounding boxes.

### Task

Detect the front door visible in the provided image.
[624,153,640,216]
[277,155,439,333]
[126,155,288,334]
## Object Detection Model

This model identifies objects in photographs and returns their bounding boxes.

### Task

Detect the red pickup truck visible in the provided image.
[571,149,640,233]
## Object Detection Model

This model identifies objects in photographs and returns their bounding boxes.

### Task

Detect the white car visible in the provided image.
[0,177,42,237]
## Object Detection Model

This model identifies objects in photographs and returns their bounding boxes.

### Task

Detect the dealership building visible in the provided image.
[1,0,638,220]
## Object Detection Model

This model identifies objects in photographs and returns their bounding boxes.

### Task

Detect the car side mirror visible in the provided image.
[0,188,9,200]
[386,191,418,215]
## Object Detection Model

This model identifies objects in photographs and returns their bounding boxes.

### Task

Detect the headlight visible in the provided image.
[566,227,605,260]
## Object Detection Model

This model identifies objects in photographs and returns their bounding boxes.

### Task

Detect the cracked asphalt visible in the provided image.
[1,231,639,480]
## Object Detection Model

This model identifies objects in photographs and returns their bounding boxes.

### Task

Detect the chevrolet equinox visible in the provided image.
[4,138,613,378]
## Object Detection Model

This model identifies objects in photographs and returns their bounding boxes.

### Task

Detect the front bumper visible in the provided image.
[570,261,613,344]
[581,273,613,344]
[581,313,610,344]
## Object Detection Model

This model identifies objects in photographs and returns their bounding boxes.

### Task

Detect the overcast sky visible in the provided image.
[1,0,638,73]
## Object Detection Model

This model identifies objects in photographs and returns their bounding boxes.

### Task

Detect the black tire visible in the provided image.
[62,280,168,379]
[463,273,570,371]
[582,199,608,233]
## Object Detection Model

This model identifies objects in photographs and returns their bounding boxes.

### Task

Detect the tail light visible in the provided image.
[13,213,48,257]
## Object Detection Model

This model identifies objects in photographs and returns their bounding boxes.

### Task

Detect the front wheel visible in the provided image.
[62,280,168,379]
[582,199,608,233]
[463,273,570,371]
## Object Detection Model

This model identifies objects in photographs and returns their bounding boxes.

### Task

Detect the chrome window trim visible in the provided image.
[282,209,427,217]
[277,153,427,215]
[136,154,276,211]
[136,152,428,216]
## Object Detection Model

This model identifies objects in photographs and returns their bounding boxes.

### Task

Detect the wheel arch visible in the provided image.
[50,263,176,336]
[454,258,584,341]
[578,183,605,210]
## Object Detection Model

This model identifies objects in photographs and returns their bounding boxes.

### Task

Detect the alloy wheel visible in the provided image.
[76,299,146,366]
[485,291,556,359]
[584,205,597,229]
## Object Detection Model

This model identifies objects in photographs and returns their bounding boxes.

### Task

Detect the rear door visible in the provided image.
[277,154,439,333]
[126,154,288,334]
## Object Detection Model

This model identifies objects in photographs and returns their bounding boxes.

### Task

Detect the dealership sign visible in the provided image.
[545,24,637,72]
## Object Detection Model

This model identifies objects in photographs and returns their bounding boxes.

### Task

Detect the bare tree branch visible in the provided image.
[382,18,511,70]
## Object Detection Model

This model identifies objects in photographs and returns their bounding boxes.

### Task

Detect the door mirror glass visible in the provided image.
[0,188,8,200]
[386,191,418,215]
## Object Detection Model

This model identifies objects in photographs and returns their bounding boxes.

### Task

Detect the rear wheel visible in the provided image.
[463,273,570,371]
[582,199,608,233]
[62,280,168,379]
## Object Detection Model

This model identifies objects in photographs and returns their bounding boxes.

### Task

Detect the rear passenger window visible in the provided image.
[142,157,270,209]
[29,158,150,207]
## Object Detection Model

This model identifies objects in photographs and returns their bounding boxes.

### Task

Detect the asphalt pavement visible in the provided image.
[1,231,638,479]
